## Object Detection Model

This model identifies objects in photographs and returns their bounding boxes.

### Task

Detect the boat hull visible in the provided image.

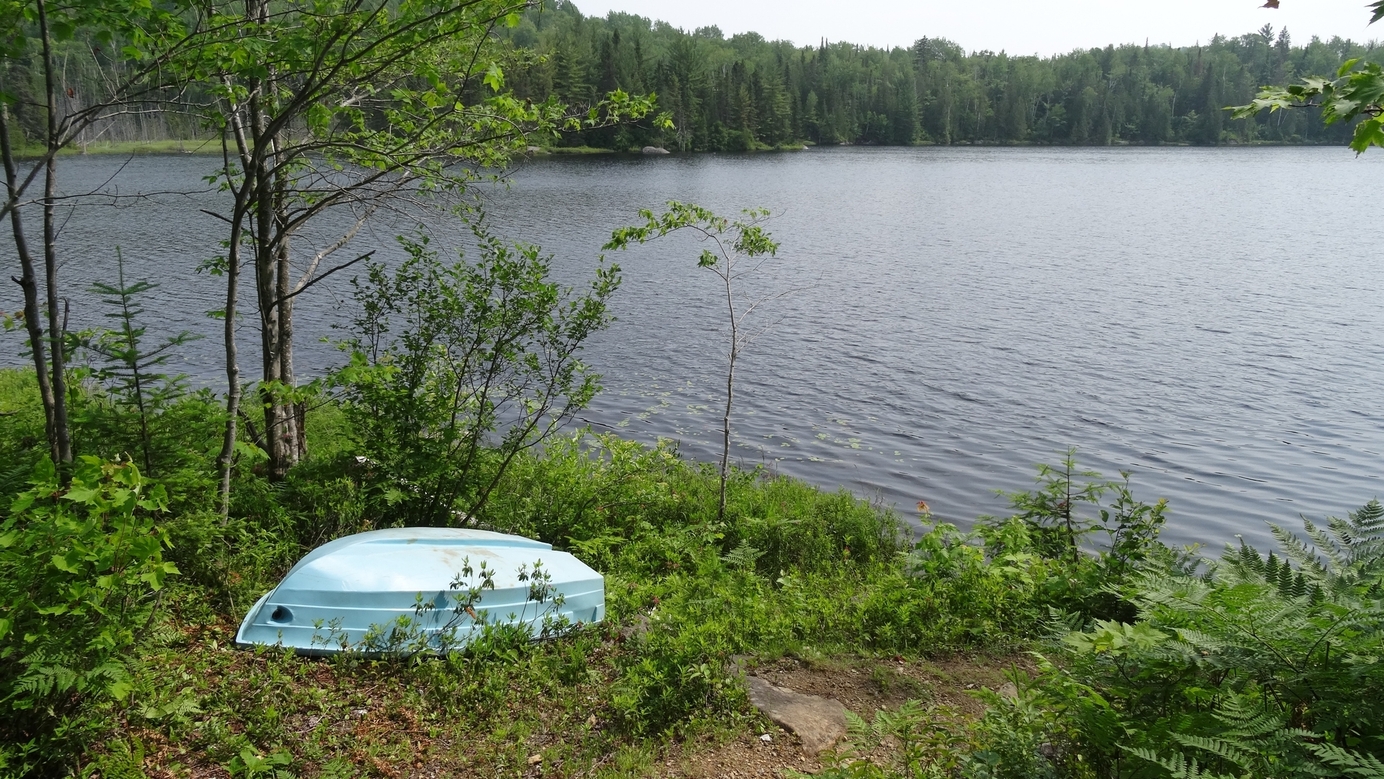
[235,528,604,654]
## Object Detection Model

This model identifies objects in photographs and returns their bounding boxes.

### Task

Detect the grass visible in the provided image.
[544,145,618,155]
[23,362,1351,779]
[75,428,1041,777]
[10,138,222,158]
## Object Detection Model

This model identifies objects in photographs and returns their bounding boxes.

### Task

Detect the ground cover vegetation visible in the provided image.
[3,348,1382,778]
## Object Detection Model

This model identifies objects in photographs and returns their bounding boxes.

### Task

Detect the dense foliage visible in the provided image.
[1,338,1382,778]
[0,456,177,776]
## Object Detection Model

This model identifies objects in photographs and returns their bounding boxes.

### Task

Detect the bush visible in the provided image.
[334,219,619,526]
[849,519,1051,653]
[985,450,1181,624]
[0,456,178,776]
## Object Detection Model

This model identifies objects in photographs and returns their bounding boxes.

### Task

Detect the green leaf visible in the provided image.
[8,491,35,515]
[61,484,101,504]
[484,63,505,92]
[1350,116,1384,153]
[30,456,56,486]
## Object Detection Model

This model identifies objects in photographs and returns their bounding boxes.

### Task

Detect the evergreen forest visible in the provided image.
[500,2,1379,150]
[5,1,1384,152]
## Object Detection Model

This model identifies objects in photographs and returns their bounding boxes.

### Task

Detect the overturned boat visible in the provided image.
[236,527,604,654]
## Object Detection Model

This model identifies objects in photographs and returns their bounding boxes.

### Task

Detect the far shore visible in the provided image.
[11,137,1352,161]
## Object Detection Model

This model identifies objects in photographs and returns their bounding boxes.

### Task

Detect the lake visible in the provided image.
[7,146,1383,549]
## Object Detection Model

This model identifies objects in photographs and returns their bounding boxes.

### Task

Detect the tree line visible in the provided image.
[5,2,1380,153]
[497,1,1382,150]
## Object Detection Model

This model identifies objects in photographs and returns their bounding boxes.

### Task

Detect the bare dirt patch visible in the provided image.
[657,652,1032,778]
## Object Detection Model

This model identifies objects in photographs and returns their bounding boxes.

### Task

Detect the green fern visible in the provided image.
[1129,695,1338,779]
[1311,743,1384,778]
[1274,499,1384,592]
[1061,499,1384,779]
[1124,747,1241,779]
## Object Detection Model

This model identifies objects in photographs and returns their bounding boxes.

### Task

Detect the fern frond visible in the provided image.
[1173,627,1232,654]
[1208,694,1287,737]
[1304,520,1348,571]
[1346,500,1384,543]
[1275,557,1297,596]
[1291,572,1307,599]
[1309,742,1384,778]
[1171,733,1257,768]
[1275,522,1328,571]
[1223,541,1272,586]
[1308,501,1384,583]
[1124,746,1241,779]
[842,709,871,741]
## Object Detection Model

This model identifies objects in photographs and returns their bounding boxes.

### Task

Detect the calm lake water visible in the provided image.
[7,146,1384,549]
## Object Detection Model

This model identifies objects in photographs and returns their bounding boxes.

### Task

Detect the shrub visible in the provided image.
[0,456,178,776]
[985,450,1180,623]
[855,520,1050,652]
[334,219,619,526]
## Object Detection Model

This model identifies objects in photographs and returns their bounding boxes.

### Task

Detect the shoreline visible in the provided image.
[10,136,1352,161]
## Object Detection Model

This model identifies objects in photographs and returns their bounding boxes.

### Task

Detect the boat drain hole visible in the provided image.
[269,606,293,623]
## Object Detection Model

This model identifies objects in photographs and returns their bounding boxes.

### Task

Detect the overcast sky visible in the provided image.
[571,0,1378,56]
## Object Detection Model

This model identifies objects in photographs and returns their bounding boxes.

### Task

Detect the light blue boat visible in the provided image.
[235,527,604,654]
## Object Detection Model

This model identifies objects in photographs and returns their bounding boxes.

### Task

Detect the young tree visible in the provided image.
[82,248,200,477]
[605,202,781,522]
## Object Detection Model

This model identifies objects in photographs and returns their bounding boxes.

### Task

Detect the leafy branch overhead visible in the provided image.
[1257,0,1384,23]
[1235,0,1384,152]
[1232,58,1384,152]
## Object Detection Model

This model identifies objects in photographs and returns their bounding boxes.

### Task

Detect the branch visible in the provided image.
[265,250,375,309]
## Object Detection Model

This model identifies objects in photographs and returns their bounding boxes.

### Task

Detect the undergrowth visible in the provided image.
[0,367,1381,778]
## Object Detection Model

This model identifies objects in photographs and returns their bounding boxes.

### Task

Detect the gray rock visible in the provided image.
[641,145,670,155]
[619,614,651,641]
[745,676,847,755]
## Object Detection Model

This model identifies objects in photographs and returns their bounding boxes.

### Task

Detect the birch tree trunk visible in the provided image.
[0,106,61,463]
[37,0,71,463]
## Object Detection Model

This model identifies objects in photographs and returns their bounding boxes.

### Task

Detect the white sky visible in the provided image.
[571,0,1378,56]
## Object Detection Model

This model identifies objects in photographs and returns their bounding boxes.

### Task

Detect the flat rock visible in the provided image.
[641,145,670,154]
[745,676,847,755]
